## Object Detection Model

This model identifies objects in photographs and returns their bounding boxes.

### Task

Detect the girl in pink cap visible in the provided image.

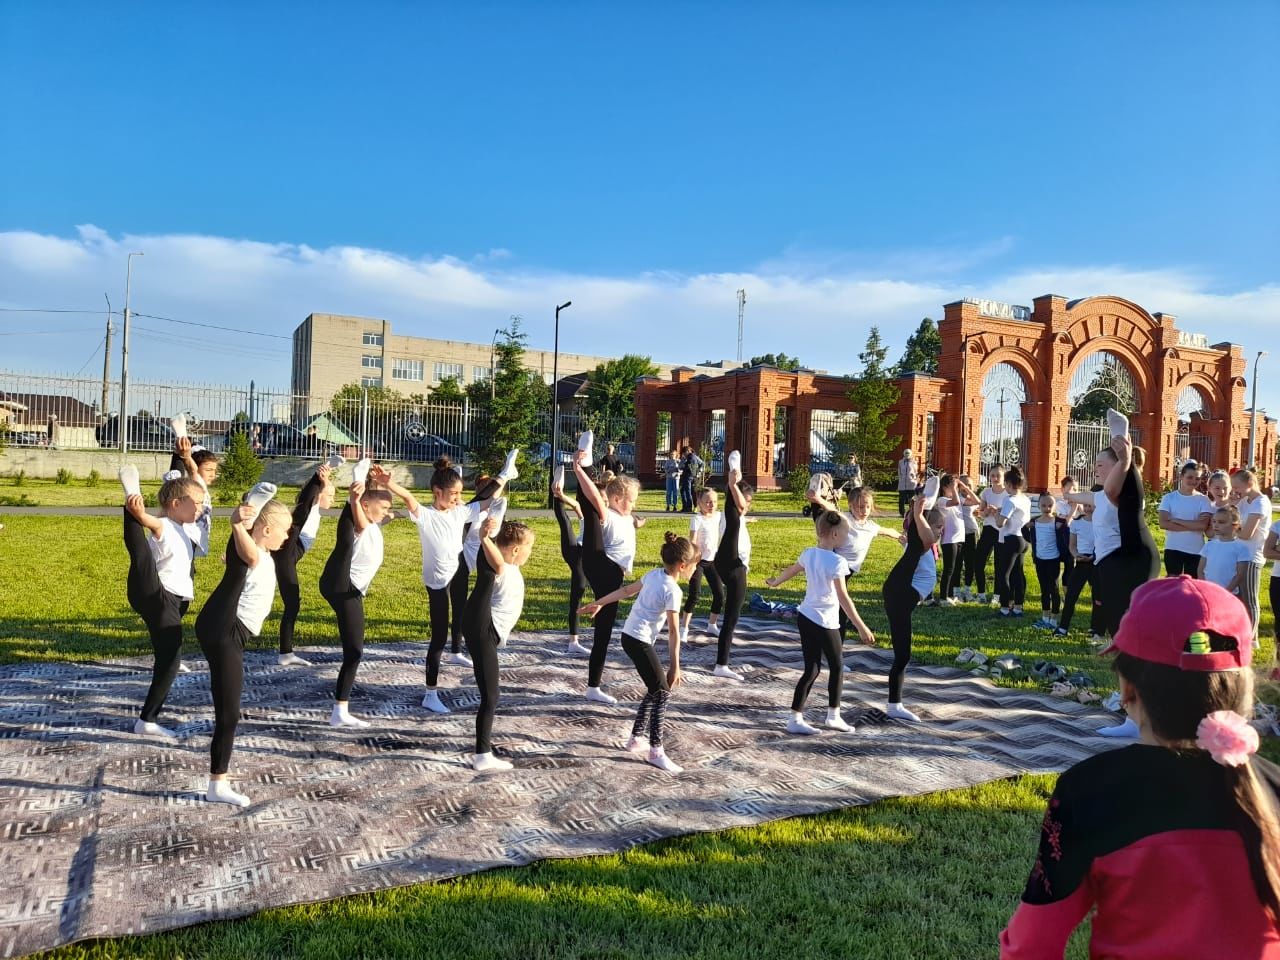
[1001,576,1280,959]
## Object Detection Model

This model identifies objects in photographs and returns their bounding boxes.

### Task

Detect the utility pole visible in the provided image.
[119,252,144,457]
[1248,350,1267,469]
[101,293,113,421]
[736,289,746,363]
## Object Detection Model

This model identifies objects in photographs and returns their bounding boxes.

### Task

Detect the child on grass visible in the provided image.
[1198,506,1251,597]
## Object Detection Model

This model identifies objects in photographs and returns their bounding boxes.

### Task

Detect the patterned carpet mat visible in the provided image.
[0,616,1118,956]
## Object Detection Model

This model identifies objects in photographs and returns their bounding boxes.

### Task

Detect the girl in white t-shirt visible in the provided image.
[834,486,903,634]
[973,465,1007,602]
[1158,462,1214,577]
[580,533,699,774]
[935,473,980,606]
[1206,470,1232,511]
[958,474,981,601]
[681,488,725,642]
[1230,468,1273,642]
[1055,476,1080,595]
[1029,493,1064,629]
[461,516,535,772]
[1198,506,1251,595]
[765,510,875,735]
[118,466,205,739]
[1264,517,1280,652]
[194,488,291,807]
[995,467,1033,617]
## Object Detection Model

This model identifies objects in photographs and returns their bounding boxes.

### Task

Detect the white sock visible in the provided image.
[353,457,372,485]
[567,639,591,656]
[329,703,370,727]
[1098,716,1140,738]
[278,653,311,666]
[448,651,474,667]
[134,718,178,739]
[786,712,819,735]
[824,708,853,732]
[176,660,192,673]
[119,465,141,498]
[886,702,921,722]
[1106,408,1129,439]
[921,474,941,508]
[206,779,250,807]
[727,449,741,473]
[421,689,451,714]
[578,430,594,467]
[471,752,513,771]
[327,452,345,470]
[552,464,565,493]
[624,735,650,754]
[646,747,683,774]
[244,482,278,513]
[706,621,720,636]
[712,663,742,681]
[498,448,520,482]
[585,686,617,705]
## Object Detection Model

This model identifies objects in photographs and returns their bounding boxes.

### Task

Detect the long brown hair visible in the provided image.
[1115,649,1280,916]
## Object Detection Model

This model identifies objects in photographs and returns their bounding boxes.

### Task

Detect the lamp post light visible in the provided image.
[119,251,144,457]
[549,300,572,506]
[1248,350,1267,469]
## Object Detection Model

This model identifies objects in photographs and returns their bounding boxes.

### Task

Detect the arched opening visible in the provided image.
[979,361,1029,478]
[1175,384,1215,467]
[1065,350,1144,486]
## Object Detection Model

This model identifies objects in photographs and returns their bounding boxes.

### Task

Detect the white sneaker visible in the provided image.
[705,622,721,637]
[421,690,451,714]
[119,465,142,498]
[471,752,513,771]
[585,686,617,705]
[448,651,474,667]
[712,664,742,681]
[577,430,594,467]
[278,653,311,666]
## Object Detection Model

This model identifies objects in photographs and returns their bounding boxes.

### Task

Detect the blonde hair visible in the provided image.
[605,475,640,502]
[253,500,292,533]
[496,520,534,548]
[158,475,203,507]
[814,509,850,542]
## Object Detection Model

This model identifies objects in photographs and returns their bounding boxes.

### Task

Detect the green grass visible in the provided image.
[4,512,1274,960]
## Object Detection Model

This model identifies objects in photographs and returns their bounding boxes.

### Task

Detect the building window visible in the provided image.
[361,376,382,388]
[473,366,492,382]
[433,362,464,384]
[362,332,383,347]
[362,354,383,369]
[392,359,424,381]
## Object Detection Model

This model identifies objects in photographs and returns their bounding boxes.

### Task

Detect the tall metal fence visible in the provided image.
[0,370,635,467]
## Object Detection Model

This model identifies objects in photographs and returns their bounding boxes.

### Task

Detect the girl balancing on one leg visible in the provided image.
[550,464,592,657]
[194,486,292,806]
[765,509,876,735]
[711,450,754,681]
[573,436,641,705]
[119,465,206,738]
[462,515,535,772]
[680,487,725,643]
[410,454,514,714]
[579,532,699,774]
[272,458,339,666]
[879,476,944,723]
[833,485,904,638]
[318,463,393,729]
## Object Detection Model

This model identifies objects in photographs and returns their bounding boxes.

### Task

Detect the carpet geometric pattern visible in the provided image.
[0,616,1118,957]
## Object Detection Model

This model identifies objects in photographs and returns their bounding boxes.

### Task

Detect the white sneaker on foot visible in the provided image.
[712,664,742,681]
[278,653,311,666]
[566,639,591,657]
[421,690,451,714]
[471,752,513,771]
[448,651,474,667]
[705,622,721,637]
[886,702,921,722]
[119,465,142,498]
[786,715,820,735]
[646,748,683,774]
[498,448,520,483]
[577,430,594,467]
[133,719,178,739]
[206,780,250,807]
[585,686,617,705]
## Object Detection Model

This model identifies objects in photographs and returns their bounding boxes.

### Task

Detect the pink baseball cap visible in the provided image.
[1104,576,1253,671]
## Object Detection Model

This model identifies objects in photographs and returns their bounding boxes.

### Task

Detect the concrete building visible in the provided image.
[291,313,742,406]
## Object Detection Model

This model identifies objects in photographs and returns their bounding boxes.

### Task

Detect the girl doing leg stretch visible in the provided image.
[550,464,592,656]
[273,460,337,666]
[711,451,753,680]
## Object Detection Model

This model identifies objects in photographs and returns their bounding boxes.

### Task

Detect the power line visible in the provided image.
[131,312,292,340]
[0,307,109,315]
[73,336,106,376]
[0,327,100,336]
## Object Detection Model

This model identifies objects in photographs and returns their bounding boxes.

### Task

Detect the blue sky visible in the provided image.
[1,2,1277,412]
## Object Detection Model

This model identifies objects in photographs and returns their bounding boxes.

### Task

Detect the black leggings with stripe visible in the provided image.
[622,633,670,748]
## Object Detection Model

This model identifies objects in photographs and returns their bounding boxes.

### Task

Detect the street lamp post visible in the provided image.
[119,251,144,457]
[549,300,572,506]
[489,328,502,402]
[1248,350,1267,469]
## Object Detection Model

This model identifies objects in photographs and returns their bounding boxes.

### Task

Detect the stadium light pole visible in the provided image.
[119,251,144,457]
[1248,350,1267,469]
[549,300,572,506]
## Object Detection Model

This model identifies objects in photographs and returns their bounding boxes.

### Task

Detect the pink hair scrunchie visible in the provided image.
[1196,710,1261,767]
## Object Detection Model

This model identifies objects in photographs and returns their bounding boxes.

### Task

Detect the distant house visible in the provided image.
[0,391,101,447]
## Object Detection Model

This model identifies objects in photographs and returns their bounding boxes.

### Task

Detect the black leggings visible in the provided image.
[1272,578,1280,644]
[425,566,468,686]
[791,613,843,711]
[938,542,961,600]
[1164,548,1202,578]
[274,472,324,655]
[1095,462,1160,636]
[578,485,624,688]
[1059,559,1098,633]
[124,508,190,723]
[713,487,747,664]
[882,524,926,703]
[194,537,252,776]
[996,536,1027,608]
[960,531,977,588]
[319,504,366,701]
[462,549,503,755]
[974,526,999,594]
[1034,557,1062,613]
[553,497,589,636]
[683,559,725,615]
[622,633,670,748]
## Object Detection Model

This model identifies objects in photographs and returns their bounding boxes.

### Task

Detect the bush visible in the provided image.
[55,468,72,485]
[0,493,35,506]
[86,469,101,488]
[786,463,812,496]
[11,469,25,487]
[216,431,262,504]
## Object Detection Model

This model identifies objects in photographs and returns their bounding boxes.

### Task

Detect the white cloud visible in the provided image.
[0,225,1277,418]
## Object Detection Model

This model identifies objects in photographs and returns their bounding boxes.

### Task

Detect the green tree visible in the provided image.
[1071,357,1137,423]
[216,430,263,504]
[327,382,411,442]
[431,376,465,404]
[893,317,942,376]
[481,317,548,471]
[748,353,802,371]
[582,354,659,427]
[846,326,901,487]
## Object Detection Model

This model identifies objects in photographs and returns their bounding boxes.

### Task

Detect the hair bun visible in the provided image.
[663,530,678,544]
[433,456,452,471]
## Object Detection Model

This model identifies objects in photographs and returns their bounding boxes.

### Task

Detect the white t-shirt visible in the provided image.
[298,505,322,554]
[621,568,682,646]
[1054,499,1078,522]
[236,544,277,636]
[962,503,980,534]
[463,497,508,573]
[1272,518,1280,579]
[1032,519,1060,560]
[735,517,752,568]
[1158,489,1213,555]
[912,549,938,601]
[490,563,525,643]
[349,522,384,596]
[150,518,196,601]
[837,515,897,573]
[940,502,965,545]
[182,475,212,558]
[603,509,637,574]
[1200,538,1251,592]
[999,493,1032,543]
[1093,493,1121,563]
[412,501,486,589]
[1070,517,1095,558]
[1240,495,1274,565]
[689,511,722,562]
[796,547,851,630]
[981,487,1005,530]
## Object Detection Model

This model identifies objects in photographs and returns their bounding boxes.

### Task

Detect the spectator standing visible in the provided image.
[897,449,919,516]
[600,442,624,476]
[662,448,682,512]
